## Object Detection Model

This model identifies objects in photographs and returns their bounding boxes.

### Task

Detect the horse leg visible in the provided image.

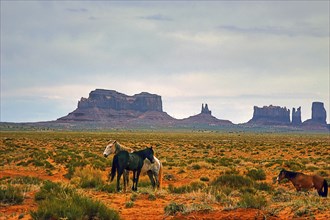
[293,183,301,192]
[123,170,127,192]
[117,169,123,192]
[135,170,141,191]
[147,170,156,188]
[132,171,137,191]
[154,172,160,189]
[124,170,130,192]
[125,170,129,187]
[154,171,160,189]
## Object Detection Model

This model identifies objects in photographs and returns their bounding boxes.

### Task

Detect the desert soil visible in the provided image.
[1,131,329,219]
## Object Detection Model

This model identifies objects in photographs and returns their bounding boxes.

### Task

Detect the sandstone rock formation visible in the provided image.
[54,89,328,130]
[292,107,302,125]
[311,102,327,124]
[248,105,290,125]
[179,104,232,126]
[57,89,171,122]
[303,102,327,125]
[77,89,162,112]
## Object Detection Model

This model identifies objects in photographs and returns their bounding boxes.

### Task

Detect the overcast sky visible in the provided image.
[1,1,329,124]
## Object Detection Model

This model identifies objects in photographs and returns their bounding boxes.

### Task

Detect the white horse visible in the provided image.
[103,140,163,189]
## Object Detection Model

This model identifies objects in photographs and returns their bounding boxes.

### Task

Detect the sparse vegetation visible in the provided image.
[164,201,186,216]
[211,174,253,189]
[168,181,206,194]
[1,131,329,219]
[31,181,119,220]
[246,168,266,180]
[237,193,267,209]
[71,165,103,188]
[0,185,24,205]
[125,201,134,208]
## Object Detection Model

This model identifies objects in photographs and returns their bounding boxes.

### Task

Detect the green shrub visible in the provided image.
[125,201,134,208]
[217,157,234,167]
[211,174,253,189]
[191,163,201,170]
[34,181,73,201]
[168,184,190,194]
[0,185,24,204]
[164,201,186,216]
[237,193,267,209]
[185,203,213,214]
[246,168,266,180]
[284,160,305,171]
[1,176,42,185]
[200,176,209,182]
[168,181,206,194]
[130,193,138,201]
[190,181,207,191]
[71,166,103,188]
[271,189,291,203]
[31,181,119,220]
[255,182,272,192]
[98,183,116,193]
[148,193,156,201]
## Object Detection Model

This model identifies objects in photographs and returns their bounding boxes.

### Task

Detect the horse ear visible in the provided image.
[114,140,117,143]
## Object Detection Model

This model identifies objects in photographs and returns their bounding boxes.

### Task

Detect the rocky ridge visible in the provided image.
[246,102,328,130]
[4,89,327,131]
[179,104,233,126]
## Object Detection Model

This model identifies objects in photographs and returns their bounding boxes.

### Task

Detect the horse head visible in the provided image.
[103,140,117,157]
[145,147,155,164]
[276,169,286,183]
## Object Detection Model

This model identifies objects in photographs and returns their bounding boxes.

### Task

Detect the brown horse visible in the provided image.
[277,169,328,197]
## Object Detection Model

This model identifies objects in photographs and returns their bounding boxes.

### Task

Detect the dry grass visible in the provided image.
[1,131,329,219]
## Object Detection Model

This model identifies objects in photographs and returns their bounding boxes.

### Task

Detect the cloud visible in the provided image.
[1,1,329,123]
[66,8,88,13]
[140,14,172,21]
[218,24,328,37]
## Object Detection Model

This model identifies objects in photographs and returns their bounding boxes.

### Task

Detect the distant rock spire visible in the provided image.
[292,107,302,125]
[201,103,212,115]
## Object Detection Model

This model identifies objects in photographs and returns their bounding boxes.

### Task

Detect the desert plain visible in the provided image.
[0,131,329,219]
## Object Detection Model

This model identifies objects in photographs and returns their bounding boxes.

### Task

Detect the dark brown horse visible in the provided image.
[277,169,328,197]
[110,147,155,192]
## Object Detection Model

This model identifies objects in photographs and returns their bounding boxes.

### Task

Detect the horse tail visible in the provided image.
[110,155,117,182]
[322,179,328,197]
[158,161,163,189]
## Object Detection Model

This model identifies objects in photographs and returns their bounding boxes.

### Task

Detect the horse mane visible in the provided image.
[115,141,133,153]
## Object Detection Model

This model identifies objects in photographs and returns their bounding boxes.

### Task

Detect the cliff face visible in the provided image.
[55,89,328,130]
[77,89,162,112]
[248,105,290,125]
[303,101,327,126]
[57,89,165,122]
[311,102,327,124]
